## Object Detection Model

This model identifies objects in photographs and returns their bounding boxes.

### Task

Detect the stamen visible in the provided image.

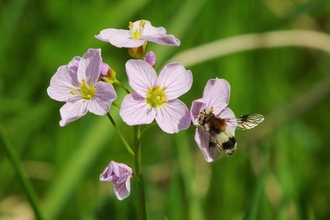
[146,86,167,108]
[70,88,76,95]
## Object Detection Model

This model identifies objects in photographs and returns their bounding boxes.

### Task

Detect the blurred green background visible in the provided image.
[1,0,330,219]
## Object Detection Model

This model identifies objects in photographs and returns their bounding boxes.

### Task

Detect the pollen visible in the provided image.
[73,78,96,100]
[146,86,167,108]
[128,20,145,40]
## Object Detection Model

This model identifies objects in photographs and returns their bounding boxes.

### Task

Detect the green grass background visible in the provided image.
[1,0,330,219]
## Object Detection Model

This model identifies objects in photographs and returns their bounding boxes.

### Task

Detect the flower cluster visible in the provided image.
[48,19,263,201]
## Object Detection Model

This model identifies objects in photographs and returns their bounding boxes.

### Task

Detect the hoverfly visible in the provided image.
[198,107,264,159]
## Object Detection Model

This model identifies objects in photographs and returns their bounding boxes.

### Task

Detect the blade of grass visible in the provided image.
[243,168,268,220]
[0,122,45,220]
[167,30,330,68]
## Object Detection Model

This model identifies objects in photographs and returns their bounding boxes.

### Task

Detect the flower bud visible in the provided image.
[100,62,116,83]
[144,51,157,68]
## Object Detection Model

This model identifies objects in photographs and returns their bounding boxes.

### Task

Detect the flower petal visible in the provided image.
[135,20,166,35]
[120,92,156,125]
[141,34,180,46]
[125,60,157,97]
[195,128,213,162]
[190,98,208,126]
[157,62,192,100]
[100,162,115,182]
[219,107,237,135]
[109,31,144,48]
[113,179,130,200]
[95,28,117,42]
[87,82,117,115]
[155,99,191,134]
[47,66,78,102]
[203,78,230,114]
[77,49,101,84]
[95,28,145,48]
[140,20,180,46]
[67,56,81,72]
[59,97,88,126]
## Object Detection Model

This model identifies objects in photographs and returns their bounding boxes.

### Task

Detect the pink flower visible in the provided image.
[100,161,133,200]
[120,60,192,134]
[190,78,237,162]
[95,20,180,48]
[47,49,117,126]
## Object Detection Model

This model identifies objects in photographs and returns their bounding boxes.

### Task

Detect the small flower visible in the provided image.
[95,19,180,48]
[144,51,157,68]
[95,20,180,58]
[100,161,133,200]
[190,78,237,162]
[47,49,117,126]
[120,60,192,134]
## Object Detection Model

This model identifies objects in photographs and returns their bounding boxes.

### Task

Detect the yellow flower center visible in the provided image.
[146,86,167,108]
[129,20,146,40]
[70,79,96,100]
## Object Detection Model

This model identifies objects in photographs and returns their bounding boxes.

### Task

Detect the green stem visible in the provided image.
[113,78,130,94]
[112,101,121,109]
[106,112,134,156]
[0,123,45,220]
[134,125,147,220]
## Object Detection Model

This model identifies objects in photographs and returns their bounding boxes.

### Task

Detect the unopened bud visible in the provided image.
[99,63,116,83]
[144,51,157,68]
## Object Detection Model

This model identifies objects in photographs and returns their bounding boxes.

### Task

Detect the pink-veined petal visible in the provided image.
[67,56,81,72]
[190,98,208,126]
[155,99,191,134]
[157,62,192,100]
[95,28,123,42]
[113,179,130,200]
[195,128,213,162]
[77,49,101,84]
[59,98,88,126]
[95,28,145,48]
[139,20,180,46]
[219,107,237,135]
[134,20,166,35]
[109,34,145,48]
[141,34,180,46]
[120,92,156,126]
[125,60,157,97]
[203,78,230,113]
[47,66,78,102]
[87,82,117,115]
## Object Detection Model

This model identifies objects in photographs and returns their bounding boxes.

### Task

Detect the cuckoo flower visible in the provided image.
[100,161,133,200]
[120,60,192,134]
[95,20,180,58]
[47,49,117,126]
[190,78,237,162]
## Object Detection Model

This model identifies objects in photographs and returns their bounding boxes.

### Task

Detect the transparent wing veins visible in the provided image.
[235,114,264,130]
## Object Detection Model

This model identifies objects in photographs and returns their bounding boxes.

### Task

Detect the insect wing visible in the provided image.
[235,114,264,130]
[208,135,221,160]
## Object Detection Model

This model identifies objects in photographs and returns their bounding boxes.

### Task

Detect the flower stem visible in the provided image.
[106,112,134,156]
[0,123,45,220]
[134,125,147,220]
[113,79,131,94]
